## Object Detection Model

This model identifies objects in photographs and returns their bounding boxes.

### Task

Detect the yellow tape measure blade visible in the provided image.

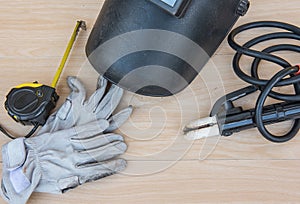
[51,21,86,88]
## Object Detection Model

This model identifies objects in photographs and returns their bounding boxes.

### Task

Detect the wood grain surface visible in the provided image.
[0,0,300,203]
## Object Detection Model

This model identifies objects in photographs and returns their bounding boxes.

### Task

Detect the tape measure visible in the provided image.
[1,21,86,139]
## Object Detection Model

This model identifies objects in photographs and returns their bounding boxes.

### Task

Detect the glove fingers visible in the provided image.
[86,80,107,112]
[95,85,124,119]
[96,75,107,90]
[77,159,127,185]
[68,120,109,140]
[67,76,87,104]
[76,141,127,165]
[106,106,133,132]
[72,133,124,151]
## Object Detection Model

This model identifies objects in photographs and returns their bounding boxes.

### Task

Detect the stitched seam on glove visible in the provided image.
[28,140,44,181]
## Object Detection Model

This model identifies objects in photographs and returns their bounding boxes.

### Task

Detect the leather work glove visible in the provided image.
[1,120,127,204]
[38,76,132,135]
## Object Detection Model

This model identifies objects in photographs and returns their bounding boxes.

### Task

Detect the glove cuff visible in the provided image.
[2,138,32,195]
[2,138,26,171]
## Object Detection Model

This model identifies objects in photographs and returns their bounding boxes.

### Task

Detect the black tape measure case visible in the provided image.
[5,83,59,126]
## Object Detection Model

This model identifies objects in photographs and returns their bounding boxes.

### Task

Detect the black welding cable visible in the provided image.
[228,21,300,143]
[230,32,300,101]
[255,66,300,143]
[0,124,39,140]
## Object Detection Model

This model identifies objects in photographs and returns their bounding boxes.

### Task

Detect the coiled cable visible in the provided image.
[228,21,300,143]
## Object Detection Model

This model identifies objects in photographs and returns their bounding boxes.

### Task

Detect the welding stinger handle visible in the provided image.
[218,102,300,136]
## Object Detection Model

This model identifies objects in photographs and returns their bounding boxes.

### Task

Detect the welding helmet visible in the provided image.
[86,0,249,97]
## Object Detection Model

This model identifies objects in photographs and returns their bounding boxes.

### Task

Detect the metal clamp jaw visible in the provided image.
[184,85,300,142]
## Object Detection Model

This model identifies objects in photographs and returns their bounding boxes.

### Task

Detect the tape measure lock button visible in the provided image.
[36,89,44,98]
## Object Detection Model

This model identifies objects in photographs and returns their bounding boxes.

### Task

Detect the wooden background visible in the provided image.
[1,0,300,203]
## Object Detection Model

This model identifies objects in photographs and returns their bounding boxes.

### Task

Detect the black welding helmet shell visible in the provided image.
[86,0,249,97]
